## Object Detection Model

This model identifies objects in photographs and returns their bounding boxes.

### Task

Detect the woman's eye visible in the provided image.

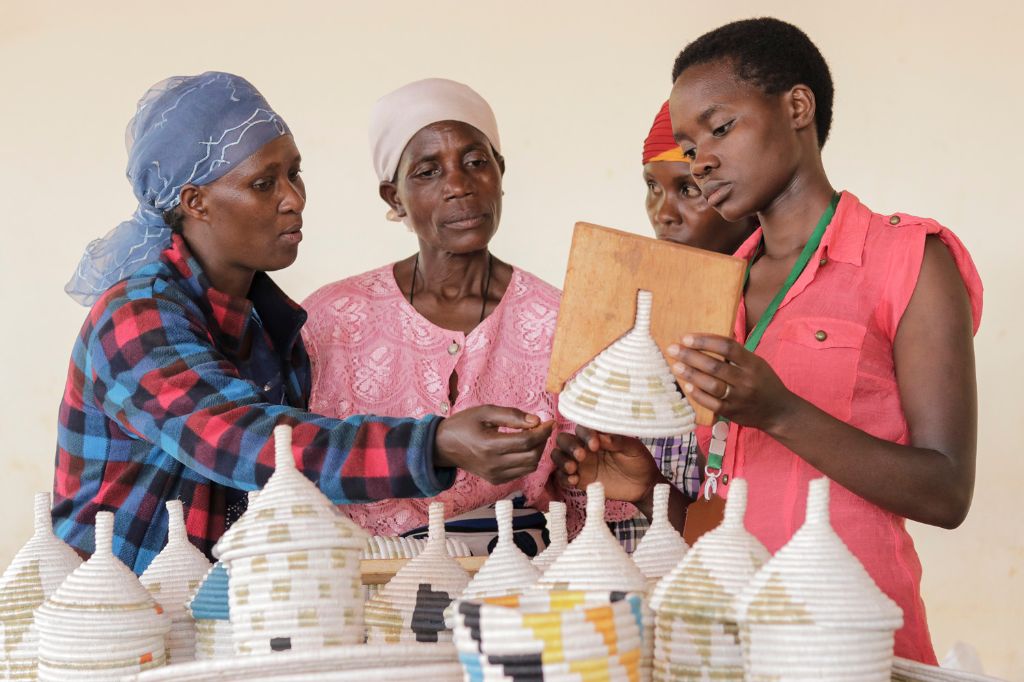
[466,156,488,168]
[288,168,303,181]
[416,167,439,178]
[252,178,273,191]
[681,183,702,198]
[645,179,657,191]
[712,120,735,137]
[682,147,696,161]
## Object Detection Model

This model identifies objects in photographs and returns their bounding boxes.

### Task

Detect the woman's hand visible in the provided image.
[434,406,554,484]
[551,426,662,505]
[668,334,799,432]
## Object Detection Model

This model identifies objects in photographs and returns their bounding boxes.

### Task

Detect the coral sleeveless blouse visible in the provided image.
[700,192,983,664]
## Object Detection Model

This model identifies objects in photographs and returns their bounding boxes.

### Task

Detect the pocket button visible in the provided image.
[814,330,828,342]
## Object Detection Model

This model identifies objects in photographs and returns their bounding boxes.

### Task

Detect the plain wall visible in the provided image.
[1,1,1021,678]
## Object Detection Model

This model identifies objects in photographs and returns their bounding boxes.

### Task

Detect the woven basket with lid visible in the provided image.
[648,479,769,681]
[141,500,213,665]
[558,290,695,438]
[732,477,903,681]
[34,511,171,680]
[0,491,82,680]
[531,501,567,576]
[364,502,471,643]
[213,424,368,655]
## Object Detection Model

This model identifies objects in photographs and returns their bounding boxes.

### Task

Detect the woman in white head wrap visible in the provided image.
[302,79,637,554]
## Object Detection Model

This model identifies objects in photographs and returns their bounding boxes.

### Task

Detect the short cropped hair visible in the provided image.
[672,18,834,147]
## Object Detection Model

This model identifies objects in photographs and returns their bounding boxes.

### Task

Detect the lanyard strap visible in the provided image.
[702,192,840,499]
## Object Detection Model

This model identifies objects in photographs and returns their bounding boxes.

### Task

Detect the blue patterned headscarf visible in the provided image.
[65,71,290,305]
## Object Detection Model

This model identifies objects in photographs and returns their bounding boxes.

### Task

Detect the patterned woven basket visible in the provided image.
[0,492,82,681]
[124,642,462,681]
[141,500,213,665]
[214,424,368,655]
[452,589,645,681]
[732,478,904,681]
[364,502,471,644]
[648,479,769,681]
[34,511,171,681]
[531,501,568,576]
[187,562,232,660]
[891,657,1008,682]
[536,483,647,593]
[558,290,695,438]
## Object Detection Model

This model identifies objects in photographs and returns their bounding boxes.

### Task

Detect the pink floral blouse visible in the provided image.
[301,263,635,539]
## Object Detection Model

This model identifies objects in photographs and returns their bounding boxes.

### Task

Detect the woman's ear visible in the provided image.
[787,84,818,138]
[379,181,406,221]
[178,185,208,222]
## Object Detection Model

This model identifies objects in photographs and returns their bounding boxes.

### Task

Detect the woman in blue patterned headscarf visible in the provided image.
[53,72,555,573]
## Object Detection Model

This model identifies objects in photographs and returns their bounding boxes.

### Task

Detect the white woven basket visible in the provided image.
[732,478,904,681]
[531,501,567,576]
[558,290,695,438]
[632,483,688,582]
[214,424,368,655]
[536,482,647,592]
[34,511,171,681]
[141,500,213,665]
[0,491,82,680]
[364,502,471,644]
[461,499,539,599]
[891,657,1009,682]
[187,562,232,660]
[648,479,769,681]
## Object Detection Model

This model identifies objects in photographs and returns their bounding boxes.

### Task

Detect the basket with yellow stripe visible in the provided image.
[452,589,645,681]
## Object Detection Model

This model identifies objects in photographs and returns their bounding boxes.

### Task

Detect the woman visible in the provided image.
[54,72,553,574]
[302,78,637,553]
[554,18,980,663]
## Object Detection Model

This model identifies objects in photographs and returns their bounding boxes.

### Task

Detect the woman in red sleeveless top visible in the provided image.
[553,18,981,664]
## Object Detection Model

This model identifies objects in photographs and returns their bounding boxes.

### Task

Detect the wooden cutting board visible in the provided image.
[547,222,746,426]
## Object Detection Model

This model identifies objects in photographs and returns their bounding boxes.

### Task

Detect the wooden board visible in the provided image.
[547,222,746,426]
[360,556,487,586]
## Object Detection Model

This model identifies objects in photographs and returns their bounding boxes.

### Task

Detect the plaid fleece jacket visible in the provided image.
[53,235,450,574]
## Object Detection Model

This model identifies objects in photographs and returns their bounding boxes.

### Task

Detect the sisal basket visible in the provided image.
[732,478,904,681]
[531,501,568,576]
[648,479,769,681]
[213,424,368,655]
[558,290,695,438]
[364,502,471,644]
[0,491,82,680]
[34,511,171,681]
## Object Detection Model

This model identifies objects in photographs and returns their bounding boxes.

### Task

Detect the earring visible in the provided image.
[386,208,401,222]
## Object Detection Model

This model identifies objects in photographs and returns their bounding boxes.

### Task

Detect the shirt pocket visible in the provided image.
[774,317,867,421]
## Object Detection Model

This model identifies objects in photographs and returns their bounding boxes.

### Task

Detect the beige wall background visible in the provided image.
[1,0,1020,677]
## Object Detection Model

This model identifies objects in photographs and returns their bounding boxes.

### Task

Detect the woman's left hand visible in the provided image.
[668,333,798,432]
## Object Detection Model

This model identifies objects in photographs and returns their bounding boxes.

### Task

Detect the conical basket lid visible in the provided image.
[536,483,647,592]
[558,290,695,438]
[35,512,171,636]
[462,500,539,599]
[649,479,770,622]
[531,501,567,575]
[0,492,82,653]
[214,424,367,562]
[365,503,471,641]
[631,483,688,581]
[187,562,229,621]
[141,500,213,617]
[732,478,903,630]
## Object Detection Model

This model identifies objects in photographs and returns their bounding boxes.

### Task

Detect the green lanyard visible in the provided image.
[702,192,840,500]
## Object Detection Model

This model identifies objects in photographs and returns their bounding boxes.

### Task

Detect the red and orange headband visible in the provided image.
[642,100,687,164]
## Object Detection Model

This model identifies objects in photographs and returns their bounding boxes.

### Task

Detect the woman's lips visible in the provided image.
[280,227,303,244]
[443,214,488,230]
[702,182,732,207]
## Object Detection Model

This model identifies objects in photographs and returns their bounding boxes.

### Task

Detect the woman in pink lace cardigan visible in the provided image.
[302,78,637,554]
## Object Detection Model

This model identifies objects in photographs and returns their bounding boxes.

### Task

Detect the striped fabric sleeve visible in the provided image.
[88,289,453,502]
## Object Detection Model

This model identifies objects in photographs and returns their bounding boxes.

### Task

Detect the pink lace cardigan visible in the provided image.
[301,263,635,538]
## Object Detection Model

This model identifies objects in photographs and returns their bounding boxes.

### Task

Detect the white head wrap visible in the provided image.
[369,78,501,182]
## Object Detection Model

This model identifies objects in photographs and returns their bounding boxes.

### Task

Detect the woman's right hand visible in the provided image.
[433,406,554,484]
[551,426,661,505]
